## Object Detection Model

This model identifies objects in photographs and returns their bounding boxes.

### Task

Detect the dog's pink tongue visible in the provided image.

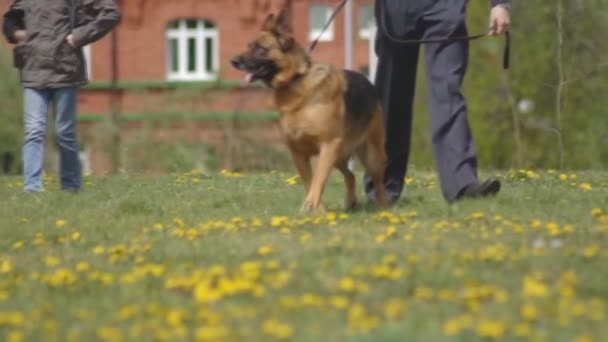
[241,73,254,87]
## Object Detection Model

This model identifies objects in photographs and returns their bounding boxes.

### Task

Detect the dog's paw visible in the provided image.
[345,198,358,211]
[300,199,326,214]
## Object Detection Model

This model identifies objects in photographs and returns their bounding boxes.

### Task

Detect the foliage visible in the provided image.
[0,45,23,173]
[403,1,608,170]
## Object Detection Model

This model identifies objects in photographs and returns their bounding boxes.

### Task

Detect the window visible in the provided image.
[358,4,375,40]
[309,5,334,42]
[166,19,219,81]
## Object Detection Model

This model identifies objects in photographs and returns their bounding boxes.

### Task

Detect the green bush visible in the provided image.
[407,1,608,170]
[0,46,23,174]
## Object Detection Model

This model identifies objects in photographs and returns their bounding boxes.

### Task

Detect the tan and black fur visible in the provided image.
[231,9,386,213]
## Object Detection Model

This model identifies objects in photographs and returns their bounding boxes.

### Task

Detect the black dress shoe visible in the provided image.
[457,177,501,200]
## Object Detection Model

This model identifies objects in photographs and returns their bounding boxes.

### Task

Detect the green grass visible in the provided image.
[0,169,607,342]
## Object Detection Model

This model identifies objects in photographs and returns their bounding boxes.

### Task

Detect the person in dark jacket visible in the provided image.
[365,0,511,204]
[2,0,121,193]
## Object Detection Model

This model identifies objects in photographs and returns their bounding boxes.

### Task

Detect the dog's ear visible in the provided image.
[276,8,292,33]
[277,34,294,51]
[274,8,294,50]
[262,13,276,31]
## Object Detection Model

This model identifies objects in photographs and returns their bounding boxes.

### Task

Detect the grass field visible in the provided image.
[0,169,607,342]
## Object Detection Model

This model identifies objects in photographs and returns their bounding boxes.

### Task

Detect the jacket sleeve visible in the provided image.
[2,0,25,44]
[71,0,121,48]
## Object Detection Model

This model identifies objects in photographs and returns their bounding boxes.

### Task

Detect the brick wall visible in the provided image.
[1,0,376,174]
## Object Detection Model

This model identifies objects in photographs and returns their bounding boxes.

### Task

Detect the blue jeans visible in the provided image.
[23,87,81,192]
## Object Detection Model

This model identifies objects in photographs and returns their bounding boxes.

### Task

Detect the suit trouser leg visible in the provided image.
[422,22,479,202]
[365,33,420,201]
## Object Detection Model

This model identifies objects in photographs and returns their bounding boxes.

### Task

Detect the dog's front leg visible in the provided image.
[302,139,342,213]
[288,144,312,196]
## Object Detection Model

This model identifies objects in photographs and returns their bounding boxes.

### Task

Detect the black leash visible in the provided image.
[308,0,510,69]
[306,0,349,54]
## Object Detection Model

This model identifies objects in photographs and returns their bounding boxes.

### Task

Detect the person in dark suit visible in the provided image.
[366,0,511,204]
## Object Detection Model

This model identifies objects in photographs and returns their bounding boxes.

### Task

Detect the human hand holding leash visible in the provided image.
[489,5,510,36]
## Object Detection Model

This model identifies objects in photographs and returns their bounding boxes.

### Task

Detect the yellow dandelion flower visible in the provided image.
[97,326,122,342]
[526,170,540,178]
[71,232,81,241]
[299,233,311,244]
[0,312,25,327]
[452,268,464,277]
[407,254,419,264]
[93,245,105,255]
[1,260,12,273]
[443,315,472,336]
[476,319,506,339]
[12,241,24,251]
[330,296,349,309]
[588,298,605,321]
[583,244,599,258]
[523,276,548,298]
[438,289,458,302]
[194,283,222,303]
[7,330,24,342]
[493,289,509,303]
[55,219,67,228]
[339,277,356,292]
[375,234,387,244]
[513,322,532,337]
[262,319,293,339]
[114,305,138,321]
[285,176,300,185]
[521,303,539,321]
[195,325,229,341]
[574,336,593,342]
[579,183,592,191]
[414,286,434,300]
[76,262,89,272]
[165,309,186,328]
[383,298,407,320]
[257,245,273,256]
[43,256,61,266]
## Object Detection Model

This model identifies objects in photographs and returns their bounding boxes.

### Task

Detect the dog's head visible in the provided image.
[231,9,310,88]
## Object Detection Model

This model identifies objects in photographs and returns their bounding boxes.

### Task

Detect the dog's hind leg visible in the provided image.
[302,139,342,213]
[359,113,387,207]
[336,159,357,211]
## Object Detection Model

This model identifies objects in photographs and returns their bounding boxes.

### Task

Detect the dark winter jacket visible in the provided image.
[2,0,121,88]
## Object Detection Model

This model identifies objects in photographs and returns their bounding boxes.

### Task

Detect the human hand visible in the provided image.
[14,29,26,44]
[66,33,75,47]
[489,5,510,36]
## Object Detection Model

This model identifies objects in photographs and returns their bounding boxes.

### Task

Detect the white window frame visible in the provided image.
[309,5,334,42]
[166,19,219,81]
[83,45,92,79]
[358,4,375,40]
[368,24,377,81]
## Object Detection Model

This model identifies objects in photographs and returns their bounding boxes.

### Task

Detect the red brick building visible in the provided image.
[2,0,376,174]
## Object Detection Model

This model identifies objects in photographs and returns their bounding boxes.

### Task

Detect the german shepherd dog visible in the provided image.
[231,9,386,213]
